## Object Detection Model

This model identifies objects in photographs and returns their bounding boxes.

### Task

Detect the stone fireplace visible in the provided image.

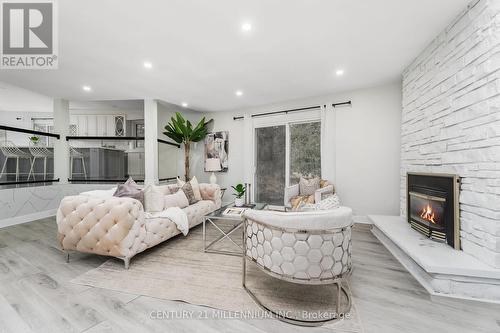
[400,0,500,268]
[406,173,460,249]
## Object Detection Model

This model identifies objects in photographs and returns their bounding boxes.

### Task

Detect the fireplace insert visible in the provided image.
[407,172,460,249]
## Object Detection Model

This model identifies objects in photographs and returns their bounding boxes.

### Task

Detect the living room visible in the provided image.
[0,0,499,332]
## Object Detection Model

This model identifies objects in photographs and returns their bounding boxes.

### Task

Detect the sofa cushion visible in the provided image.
[144,185,167,213]
[178,176,202,201]
[301,193,340,211]
[113,178,144,206]
[189,176,203,201]
[243,206,352,230]
[181,182,199,205]
[299,177,320,196]
[164,190,189,209]
[183,200,216,227]
[143,217,180,248]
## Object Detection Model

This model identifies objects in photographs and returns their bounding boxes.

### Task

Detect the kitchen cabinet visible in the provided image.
[69,114,126,137]
[127,151,144,179]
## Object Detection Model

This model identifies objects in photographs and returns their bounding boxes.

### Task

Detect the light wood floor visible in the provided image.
[0,218,499,333]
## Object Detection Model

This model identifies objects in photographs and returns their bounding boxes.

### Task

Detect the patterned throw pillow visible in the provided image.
[290,194,315,210]
[177,176,202,201]
[299,177,320,196]
[301,194,340,211]
[181,182,199,205]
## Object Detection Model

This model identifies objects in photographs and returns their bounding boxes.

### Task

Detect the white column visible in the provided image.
[144,99,158,186]
[53,99,70,184]
[321,104,336,183]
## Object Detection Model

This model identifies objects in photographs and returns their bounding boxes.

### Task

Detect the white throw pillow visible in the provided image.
[176,177,186,186]
[144,185,166,212]
[177,176,202,201]
[190,176,202,201]
[301,194,340,211]
[164,189,189,209]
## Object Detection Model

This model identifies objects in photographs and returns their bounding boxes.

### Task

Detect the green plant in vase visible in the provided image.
[29,136,40,145]
[232,183,246,207]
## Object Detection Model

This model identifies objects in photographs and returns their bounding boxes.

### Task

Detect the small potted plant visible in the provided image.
[232,183,246,207]
[29,136,40,145]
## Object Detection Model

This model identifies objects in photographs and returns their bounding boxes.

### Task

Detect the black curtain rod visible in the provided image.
[233,101,351,120]
[0,125,60,139]
[332,101,352,107]
[233,105,321,120]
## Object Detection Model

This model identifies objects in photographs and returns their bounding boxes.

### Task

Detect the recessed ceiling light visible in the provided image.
[235,90,243,97]
[82,85,92,92]
[241,22,252,32]
[336,69,345,76]
[143,61,153,69]
[181,102,188,108]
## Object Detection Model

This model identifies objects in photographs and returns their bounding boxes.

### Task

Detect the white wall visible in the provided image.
[191,83,402,215]
[401,0,500,268]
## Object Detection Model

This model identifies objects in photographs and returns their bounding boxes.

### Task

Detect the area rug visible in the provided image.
[72,222,363,331]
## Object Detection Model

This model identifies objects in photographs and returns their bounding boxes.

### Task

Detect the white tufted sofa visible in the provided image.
[57,183,221,268]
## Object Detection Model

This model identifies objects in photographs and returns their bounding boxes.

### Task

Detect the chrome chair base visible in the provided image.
[242,257,352,327]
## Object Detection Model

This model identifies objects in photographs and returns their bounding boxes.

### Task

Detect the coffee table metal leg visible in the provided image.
[203,217,207,252]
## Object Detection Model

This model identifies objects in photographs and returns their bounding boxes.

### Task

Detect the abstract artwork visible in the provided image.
[204,131,228,172]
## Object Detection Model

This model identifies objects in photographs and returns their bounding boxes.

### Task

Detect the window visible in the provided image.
[289,122,321,185]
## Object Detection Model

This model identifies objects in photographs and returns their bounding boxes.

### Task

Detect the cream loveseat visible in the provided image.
[56,183,221,268]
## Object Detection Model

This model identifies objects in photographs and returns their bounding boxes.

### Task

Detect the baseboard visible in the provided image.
[0,209,56,228]
[353,215,371,224]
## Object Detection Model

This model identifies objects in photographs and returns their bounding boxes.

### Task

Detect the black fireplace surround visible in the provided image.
[407,172,460,249]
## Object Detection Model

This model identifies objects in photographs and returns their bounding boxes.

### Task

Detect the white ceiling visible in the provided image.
[0,0,470,111]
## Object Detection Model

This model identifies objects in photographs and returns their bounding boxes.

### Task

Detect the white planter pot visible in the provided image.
[234,198,244,207]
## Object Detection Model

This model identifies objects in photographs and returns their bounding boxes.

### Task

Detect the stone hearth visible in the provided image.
[370,215,500,303]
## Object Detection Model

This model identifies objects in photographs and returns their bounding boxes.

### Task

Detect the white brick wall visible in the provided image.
[401,0,500,268]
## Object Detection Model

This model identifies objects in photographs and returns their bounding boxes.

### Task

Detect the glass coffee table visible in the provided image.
[203,203,267,256]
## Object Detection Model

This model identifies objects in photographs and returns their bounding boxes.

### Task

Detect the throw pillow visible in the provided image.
[316,193,340,210]
[167,184,179,194]
[300,193,340,212]
[164,190,189,209]
[113,178,144,206]
[190,176,203,201]
[181,182,199,205]
[177,176,202,201]
[299,177,320,196]
[176,177,186,187]
[144,185,166,213]
[290,194,315,210]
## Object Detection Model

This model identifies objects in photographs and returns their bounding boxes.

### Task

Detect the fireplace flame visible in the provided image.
[420,204,437,224]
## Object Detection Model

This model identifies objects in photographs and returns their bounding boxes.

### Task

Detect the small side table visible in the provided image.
[203,203,267,256]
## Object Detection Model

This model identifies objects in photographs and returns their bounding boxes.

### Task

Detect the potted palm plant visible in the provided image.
[29,136,40,145]
[163,112,212,181]
[232,183,246,207]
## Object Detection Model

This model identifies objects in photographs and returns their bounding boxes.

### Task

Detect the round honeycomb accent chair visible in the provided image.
[242,207,353,326]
